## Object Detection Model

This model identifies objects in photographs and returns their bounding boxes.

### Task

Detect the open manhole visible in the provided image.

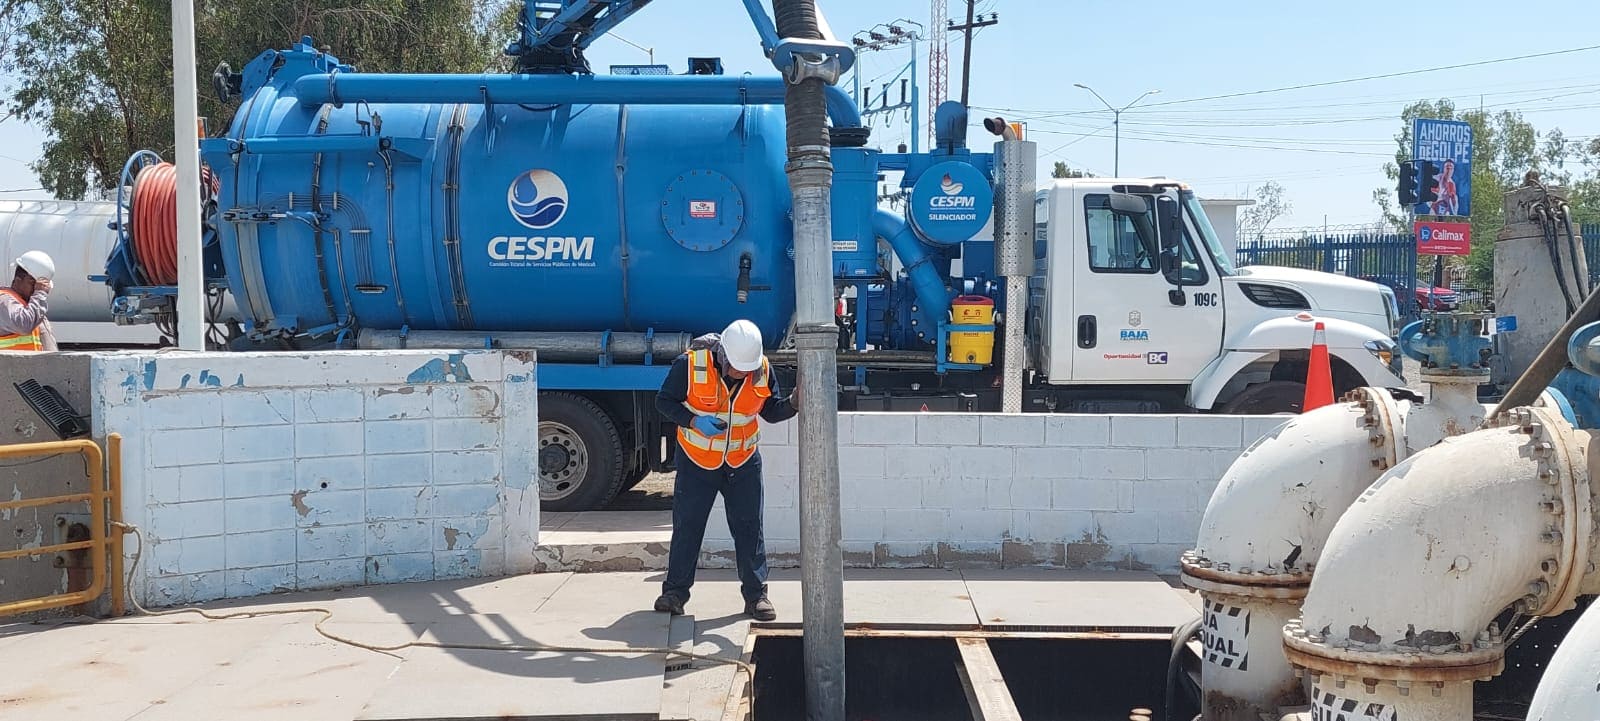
[746,633,1181,721]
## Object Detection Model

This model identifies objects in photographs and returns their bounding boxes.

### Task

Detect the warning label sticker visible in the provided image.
[690,200,717,218]
[832,240,859,252]
[1311,691,1397,721]
[1202,601,1249,671]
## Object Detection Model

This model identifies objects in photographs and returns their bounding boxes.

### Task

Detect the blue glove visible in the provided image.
[692,415,728,437]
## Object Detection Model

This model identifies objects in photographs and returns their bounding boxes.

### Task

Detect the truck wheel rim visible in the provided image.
[539,421,588,500]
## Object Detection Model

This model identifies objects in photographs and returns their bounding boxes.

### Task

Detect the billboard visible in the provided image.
[1415,220,1471,256]
[1412,118,1472,217]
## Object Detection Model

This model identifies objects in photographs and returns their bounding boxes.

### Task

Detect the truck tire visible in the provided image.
[620,464,651,492]
[538,392,626,512]
[1221,380,1306,415]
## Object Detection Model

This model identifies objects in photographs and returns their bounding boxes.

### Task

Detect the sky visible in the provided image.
[2,0,1600,230]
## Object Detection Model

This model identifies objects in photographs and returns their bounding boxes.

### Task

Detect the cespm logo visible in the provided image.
[940,173,964,196]
[508,169,570,230]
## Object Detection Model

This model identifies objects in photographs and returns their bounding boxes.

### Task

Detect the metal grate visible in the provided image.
[1239,283,1311,310]
[13,380,89,440]
[610,64,671,75]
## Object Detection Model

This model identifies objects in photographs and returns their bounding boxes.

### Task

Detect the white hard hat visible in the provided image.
[13,250,54,281]
[720,319,765,372]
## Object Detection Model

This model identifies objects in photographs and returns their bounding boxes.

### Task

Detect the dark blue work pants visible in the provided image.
[661,450,767,605]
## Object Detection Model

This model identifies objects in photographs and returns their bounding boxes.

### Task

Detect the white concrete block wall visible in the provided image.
[703,412,1285,574]
[91,350,538,606]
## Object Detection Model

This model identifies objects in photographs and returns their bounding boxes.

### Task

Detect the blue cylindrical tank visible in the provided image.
[200,41,804,346]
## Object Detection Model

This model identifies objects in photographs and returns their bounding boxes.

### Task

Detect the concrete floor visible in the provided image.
[0,569,1201,721]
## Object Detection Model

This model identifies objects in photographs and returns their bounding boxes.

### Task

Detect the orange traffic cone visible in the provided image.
[1303,321,1335,411]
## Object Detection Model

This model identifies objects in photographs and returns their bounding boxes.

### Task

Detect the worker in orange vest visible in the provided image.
[0,251,57,351]
[653,319,798,621]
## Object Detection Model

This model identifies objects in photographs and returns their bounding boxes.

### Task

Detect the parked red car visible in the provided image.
[1415,285,1459,311]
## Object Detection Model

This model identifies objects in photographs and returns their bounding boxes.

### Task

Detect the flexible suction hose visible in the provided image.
[129,162,219,286]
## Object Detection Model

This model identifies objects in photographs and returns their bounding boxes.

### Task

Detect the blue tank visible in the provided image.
[197,38,839,347]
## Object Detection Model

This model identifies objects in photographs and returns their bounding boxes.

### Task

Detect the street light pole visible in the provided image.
[171,0,205,350]
[1073,84,1159,176]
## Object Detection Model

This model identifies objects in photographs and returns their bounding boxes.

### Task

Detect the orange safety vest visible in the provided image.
[676,348,772,470]
[0,289,41,351]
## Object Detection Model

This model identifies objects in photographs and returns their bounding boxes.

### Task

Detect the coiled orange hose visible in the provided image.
[129,162,220,285]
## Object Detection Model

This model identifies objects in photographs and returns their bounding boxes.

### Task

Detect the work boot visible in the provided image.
[744,594,776,622]
[654,593,685,615]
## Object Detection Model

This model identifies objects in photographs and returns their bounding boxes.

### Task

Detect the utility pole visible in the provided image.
[850,20,923,153]
[948,0,997,107]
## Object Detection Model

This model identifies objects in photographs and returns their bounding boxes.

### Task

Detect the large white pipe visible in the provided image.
[171,0,206,350]
[1526,599,1600,719]
[1285,406,1595,719]
[1181,379,1497,721]
[1183,391,1397,721]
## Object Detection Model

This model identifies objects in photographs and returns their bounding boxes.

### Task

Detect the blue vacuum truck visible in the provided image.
[96,2,1404,510]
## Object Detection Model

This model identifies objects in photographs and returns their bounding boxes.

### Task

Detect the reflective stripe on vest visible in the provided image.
[676,348,771,470]
[0,289,41,351]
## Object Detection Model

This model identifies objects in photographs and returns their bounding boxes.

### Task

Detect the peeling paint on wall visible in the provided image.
[406,353,474,384]
[90,349,539,607]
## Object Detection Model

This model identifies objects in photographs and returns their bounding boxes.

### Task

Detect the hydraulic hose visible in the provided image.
[1560,204,1589,299]
[1540,208,1577,317]
[129,162,220,286]
[1164,616,1203,721]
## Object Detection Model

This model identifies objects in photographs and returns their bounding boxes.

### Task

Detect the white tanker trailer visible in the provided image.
[0,199,201,347]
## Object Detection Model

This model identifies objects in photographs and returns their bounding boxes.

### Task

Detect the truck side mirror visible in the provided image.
[1155,195,1186,306]
[1108,193,1149,217]
[1155,195,1181,253]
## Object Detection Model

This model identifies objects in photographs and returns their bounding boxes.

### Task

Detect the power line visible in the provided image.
[972,67,1600,121]
[1139,44,1600,109]
[0,187,46,193]
[1021,126,1393,157]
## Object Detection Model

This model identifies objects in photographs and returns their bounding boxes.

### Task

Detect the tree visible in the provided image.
[0,0,517,199]
[1237,181,1291,240]
[1051,160,1092,179]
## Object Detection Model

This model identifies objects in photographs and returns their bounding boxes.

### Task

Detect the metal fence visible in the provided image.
[1237,228,1420,315]
[1238,224,1600,318]
[1584,224,1600,284]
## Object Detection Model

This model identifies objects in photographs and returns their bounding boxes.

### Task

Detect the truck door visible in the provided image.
[1070,192,1225,383]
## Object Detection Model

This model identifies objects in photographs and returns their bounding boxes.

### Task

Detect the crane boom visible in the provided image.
[507,0,657,73]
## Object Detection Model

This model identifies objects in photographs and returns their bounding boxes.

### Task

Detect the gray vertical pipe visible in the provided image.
[772,1,847,720]
[993,137,1037,413]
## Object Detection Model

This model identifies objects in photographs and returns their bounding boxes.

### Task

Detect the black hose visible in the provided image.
[774,0,830,157]
[1560,205,1589,298]
[773,0,819,39]
[1165,616,1204,721]
[784,81,832,155]
[1542,208,1577,316]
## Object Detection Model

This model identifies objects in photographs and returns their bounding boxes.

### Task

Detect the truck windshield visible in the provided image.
[1182,192,1235,276]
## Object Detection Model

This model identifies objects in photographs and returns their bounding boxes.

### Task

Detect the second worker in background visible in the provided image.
[653,319,797,622]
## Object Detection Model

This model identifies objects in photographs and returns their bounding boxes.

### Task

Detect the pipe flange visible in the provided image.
[1519,405,1593,617]
[1180,550,1309,599]
[1351,386,1404,471]
[1282,621,1505,684]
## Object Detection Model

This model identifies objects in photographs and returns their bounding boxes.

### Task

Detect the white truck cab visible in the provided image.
[1029,178,1404,414]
